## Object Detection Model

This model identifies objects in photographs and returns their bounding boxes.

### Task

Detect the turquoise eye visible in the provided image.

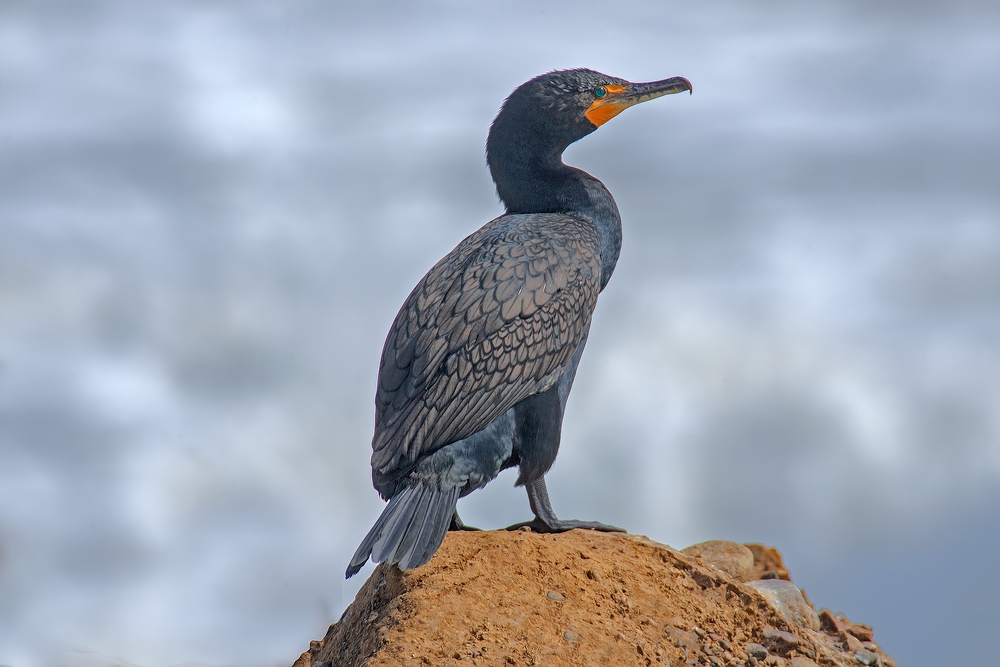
[594,86,607,98]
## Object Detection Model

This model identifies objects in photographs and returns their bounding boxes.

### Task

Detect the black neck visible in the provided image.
[489,147,589,215]
[486,124,623,290]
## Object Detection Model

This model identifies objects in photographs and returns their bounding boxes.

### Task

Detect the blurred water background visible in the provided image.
[1,1,998,665]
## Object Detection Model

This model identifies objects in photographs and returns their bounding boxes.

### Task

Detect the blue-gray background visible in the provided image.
[1,1,998,665]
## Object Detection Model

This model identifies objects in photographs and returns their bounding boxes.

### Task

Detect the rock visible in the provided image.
[842,632,864,652]
[294,531,897,667]
[788,658,819,667]
[747,579,821,631]
[745,543,792,581]
[763,627,799,654]
[847,623,874,642]
[855,649,880,665]
[682,540,755,580]
[818,609,847,634]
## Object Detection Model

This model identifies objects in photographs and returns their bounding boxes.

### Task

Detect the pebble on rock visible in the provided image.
[818,609,847,634]
[748,580,821,631]
[848,624,874,642]
[746,643,769,660]
[842,632,863,652]
[546,590,565,601]
[854,649,879,665]
[763,628,799,654]
[563,630,580,641]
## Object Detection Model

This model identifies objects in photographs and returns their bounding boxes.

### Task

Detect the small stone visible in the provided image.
[563,630,580,641]
[746,643,769,660]
[818,609,847,634]
[817,611,841,633]
[693,626,707,638]
[546,590,565,601]
[762,628,799,654]
[847,624,874,642]
[748,580,820,631]
[518,526,531,533]
[747,658,758,667]
[788,658,818,667]
[453,653,462,659]
[854,649,879,666]
[862,642,880,652]
[682,540,756,580]
[585,569,600,581]
[719,639,732,650]
[841,632,863,652]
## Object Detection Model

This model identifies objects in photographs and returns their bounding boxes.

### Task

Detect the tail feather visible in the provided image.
[397,485,459,570]
[406,485,460,569]
[374,484,432,565]
[345,483,459,579]
[371,484,425,563]
[345,489,408,578]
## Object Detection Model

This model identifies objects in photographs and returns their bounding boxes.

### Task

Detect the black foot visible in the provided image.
[449,511,482,531]
[504,517,625,533]
[514,477,626,534]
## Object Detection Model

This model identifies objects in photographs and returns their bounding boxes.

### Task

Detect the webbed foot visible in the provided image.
[505,517,625,533]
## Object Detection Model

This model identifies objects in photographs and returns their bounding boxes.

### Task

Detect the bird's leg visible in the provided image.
[506,477,625,533]
[449,510,481,531]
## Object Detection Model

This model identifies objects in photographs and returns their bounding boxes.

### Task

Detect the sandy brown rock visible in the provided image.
[300,531,895,667]
[681,540,755,580]
[744,543,792,582]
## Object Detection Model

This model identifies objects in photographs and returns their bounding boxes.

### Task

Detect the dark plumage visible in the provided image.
[347,68,691,578]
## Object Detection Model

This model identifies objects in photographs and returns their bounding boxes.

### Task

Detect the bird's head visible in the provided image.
[487,68,692,165]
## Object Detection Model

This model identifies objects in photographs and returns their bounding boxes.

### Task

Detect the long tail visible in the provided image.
[345,482,460,578]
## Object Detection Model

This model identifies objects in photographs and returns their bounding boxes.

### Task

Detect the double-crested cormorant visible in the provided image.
[346,69,691,578]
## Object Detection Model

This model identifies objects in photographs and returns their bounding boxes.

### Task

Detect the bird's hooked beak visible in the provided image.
[585,76,692,128]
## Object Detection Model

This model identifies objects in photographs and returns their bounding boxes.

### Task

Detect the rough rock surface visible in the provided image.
[295,531,896,667]
[745,580,821,632]
[681,541,755,581]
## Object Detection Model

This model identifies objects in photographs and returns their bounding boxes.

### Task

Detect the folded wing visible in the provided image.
[371,213,602,496]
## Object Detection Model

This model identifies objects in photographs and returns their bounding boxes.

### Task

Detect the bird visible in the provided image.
[346,68,691,578]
